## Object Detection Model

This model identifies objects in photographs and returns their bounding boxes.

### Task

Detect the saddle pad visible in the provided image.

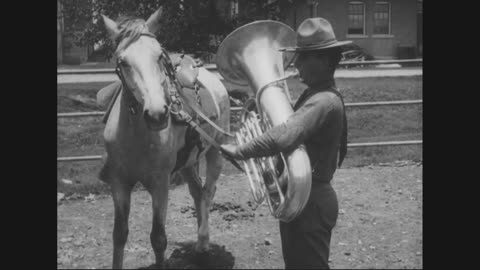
[178,85,218,122]
[97,81,122,110]
[97,81,122,124]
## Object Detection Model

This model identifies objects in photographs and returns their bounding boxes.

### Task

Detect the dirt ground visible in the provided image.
[57,163,422,269]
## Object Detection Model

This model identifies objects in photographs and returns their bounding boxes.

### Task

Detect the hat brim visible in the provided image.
[280,40,352,52]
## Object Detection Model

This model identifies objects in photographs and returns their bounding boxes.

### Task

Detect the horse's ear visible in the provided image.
[101,14,120,42]
[146,7,163,35]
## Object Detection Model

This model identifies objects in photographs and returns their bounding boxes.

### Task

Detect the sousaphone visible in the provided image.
[217,21,311,222]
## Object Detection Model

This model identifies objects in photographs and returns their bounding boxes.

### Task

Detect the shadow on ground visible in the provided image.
[138,241,235,269]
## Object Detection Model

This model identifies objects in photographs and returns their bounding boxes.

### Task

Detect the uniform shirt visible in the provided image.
[236,80,347,184]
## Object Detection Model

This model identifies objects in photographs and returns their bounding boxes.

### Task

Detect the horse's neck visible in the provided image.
[116,89,186,150]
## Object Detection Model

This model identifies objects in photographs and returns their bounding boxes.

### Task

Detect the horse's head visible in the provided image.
[102,8,172,131]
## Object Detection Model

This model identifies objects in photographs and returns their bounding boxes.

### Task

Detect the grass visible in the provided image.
[57,75,422,195]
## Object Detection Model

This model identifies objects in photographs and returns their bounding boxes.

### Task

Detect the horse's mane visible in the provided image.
[114,16,152,54]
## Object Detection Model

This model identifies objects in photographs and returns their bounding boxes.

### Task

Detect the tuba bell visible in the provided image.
[216,20,311,222]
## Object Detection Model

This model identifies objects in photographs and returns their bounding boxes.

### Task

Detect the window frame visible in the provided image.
[347,1,367,37]
[372,1,392,36]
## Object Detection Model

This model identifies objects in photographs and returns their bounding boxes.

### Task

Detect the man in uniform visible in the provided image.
[220,17,350,269]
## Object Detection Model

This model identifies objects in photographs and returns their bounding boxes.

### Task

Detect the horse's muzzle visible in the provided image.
[143,105,169,131]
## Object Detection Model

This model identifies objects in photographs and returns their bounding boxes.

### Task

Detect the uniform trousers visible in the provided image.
[279,182,339,269]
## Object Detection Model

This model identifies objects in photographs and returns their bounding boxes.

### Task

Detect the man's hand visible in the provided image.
[220,143,245,160]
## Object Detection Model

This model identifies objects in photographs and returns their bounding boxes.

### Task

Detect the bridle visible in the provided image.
[114,32,180,117]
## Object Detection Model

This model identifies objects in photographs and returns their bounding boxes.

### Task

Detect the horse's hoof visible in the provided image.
[195,234,210,253]
[194,243,210,254]
[140,262,165,269]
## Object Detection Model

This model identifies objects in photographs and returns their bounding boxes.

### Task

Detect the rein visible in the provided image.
[114,59,140,115]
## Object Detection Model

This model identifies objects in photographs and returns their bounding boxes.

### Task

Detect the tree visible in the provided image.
[60,0,282,61]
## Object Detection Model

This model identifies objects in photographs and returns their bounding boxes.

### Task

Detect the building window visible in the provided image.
[373,2,391,35]
[230,0,239,17]
[347,2,365,35]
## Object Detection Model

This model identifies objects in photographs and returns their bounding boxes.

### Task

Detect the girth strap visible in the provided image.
[175,84,234,138]
[175,110,244,173]
[159,50,234,138]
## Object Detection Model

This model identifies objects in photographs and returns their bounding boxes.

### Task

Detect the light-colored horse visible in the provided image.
[97,8,230,269]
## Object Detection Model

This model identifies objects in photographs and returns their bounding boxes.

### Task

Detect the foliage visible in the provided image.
[60,0,283,61]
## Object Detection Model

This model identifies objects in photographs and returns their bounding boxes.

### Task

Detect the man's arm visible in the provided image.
[229,93,334,159]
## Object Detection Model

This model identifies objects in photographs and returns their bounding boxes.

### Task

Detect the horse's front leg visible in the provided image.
[147,172,170,269]
[111,180,134,269]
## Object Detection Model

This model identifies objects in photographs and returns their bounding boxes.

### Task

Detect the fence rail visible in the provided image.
[58,61,422,163]
[58,155,103,162]
[57,99,423,162]
[57,140,422,162]
[57,100,422,118]
[58,111,105,118]
[57,59,422,75]
[337,58,422,67]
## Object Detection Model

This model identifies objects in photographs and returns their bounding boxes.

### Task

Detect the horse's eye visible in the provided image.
[118,58,128,67]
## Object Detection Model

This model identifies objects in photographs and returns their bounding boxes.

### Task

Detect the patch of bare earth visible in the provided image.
[58,164,422,269]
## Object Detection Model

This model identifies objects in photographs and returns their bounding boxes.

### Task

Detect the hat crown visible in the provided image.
[297,17,338,48]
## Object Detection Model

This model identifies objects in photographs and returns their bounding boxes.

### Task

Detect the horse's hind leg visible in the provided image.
[180,165,206,251]
[111,181,134,269]
[182,147,223,252]
[199,147,224,250]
